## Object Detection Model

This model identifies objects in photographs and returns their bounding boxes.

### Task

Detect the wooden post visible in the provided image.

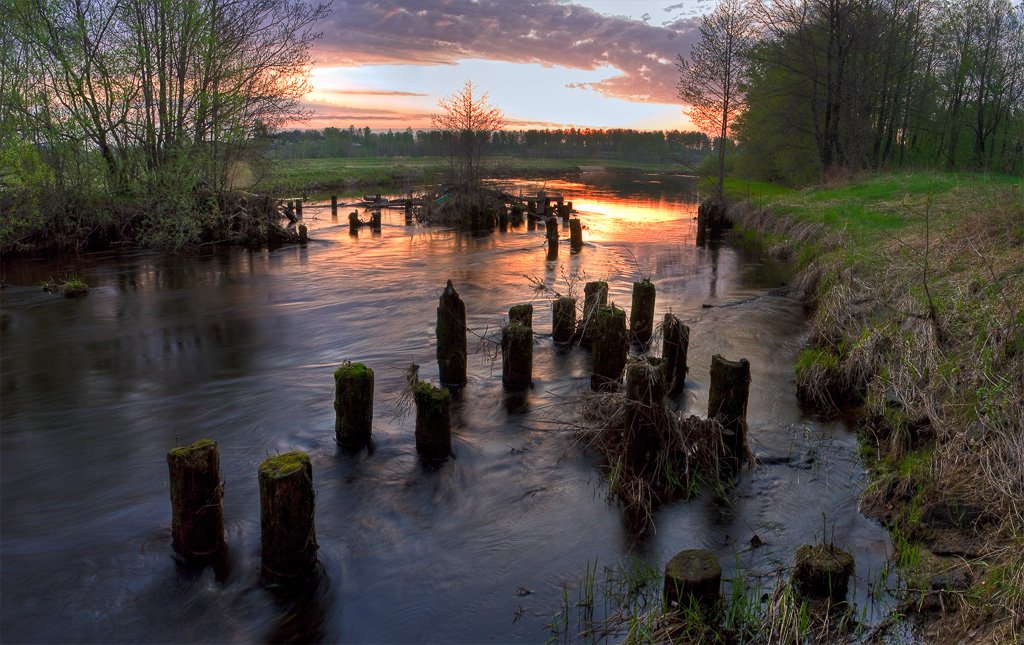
[333,362,374,450]
[295,199,303,219]
[167,439,225,564]
[630,279,656,347]
[415,382,451,460]
[624,357,668,472]
[569,218,583,252]
[436,280,467,387]
[370,211,381,232]
[405,200,413,224]
[259,452,318,588]
[501,322,532,390]
[349,211,360,235]
[545,216,558,259]
[708,355,751,462]
[579,281,609,348]
[793,544,855,602]
[664,549,721,610]
[331,195,338,217]
[590,304,628,391]
[509,304,533,328]
[662,313,690,393]
[552,297,576,343]
[298,224,308,245]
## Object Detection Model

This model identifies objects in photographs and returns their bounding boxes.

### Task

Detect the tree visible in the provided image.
[431,80,506,188]
[677,0,755,197]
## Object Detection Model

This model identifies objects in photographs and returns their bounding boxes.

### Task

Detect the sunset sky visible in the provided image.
[301,0,711,132]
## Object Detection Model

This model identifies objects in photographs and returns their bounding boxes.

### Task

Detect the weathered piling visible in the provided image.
[590,304,628,391]
[569,218,583,252]
[664,549,722,610]
[436,280,467,388]
[510,205,524,226]
[333,362,374,450]
[498,210,508,232]
[501,322,533,390]
[509,304,533,328]
[527,214,537,231]
[545,216,559,259]
[579,281,609,347]
[370,211,382,232]
[167,439,225,564]
[624,357,668,472]
[552,297,576,343]
[298,224,308,244]
[405,200,413,224]
[331,195,338,217]
[793,544,855,602]
[662,313,690,393]
[295,199,303,219]
[708,355,751,462]
[630,279,656,346]
[349,211,360,235]
[414,381,452,460]
[259,451,318,588]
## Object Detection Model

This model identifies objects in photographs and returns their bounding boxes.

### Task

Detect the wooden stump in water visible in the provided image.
[509,304,533,328]
[545,216,559,259]
[793,544,855,602]
[349,212,360,235]
[405,201,413,224]
[552,297,576,344]
[295,199,303,219]
[590,304,628,391]
[527,214,537,231]
[331,195,338,217]
[624,357,668,472]
[630,279,656,347]
[662,313,690,393]
[298,224,308,244]
[167,439,225,564]
[708,354,751,462]
[436,280,467,388]
[664,549,722,609]
[414,381,452,460]
[501,322,533,390]
[333,362,374,450]
[370,211,382,232]
[579,281,609,348]
[259,452,318,588]
[569,218,583,252]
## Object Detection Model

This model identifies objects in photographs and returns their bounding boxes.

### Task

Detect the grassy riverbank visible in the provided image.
[256,156,687,194]
[724,171,1023,641]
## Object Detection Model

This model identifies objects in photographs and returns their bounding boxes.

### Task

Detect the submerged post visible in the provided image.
[630,279,656,347]
[349,211,360,235]
[662,313,690,393]
[545,216,558,259]
[552,297,576,343]
[414,381,452,460]
[664,549,722,610]
[579,281,609,348]
[569,218,583,252]
[502,321,533,390]
[259,451,318,588]
[167,439,225,564]
[298,224,308,245]
[331,195,338,217]
[590,304,628,391]
[333,362,374,450]
[509,304,533,328]
[405,200,413,224]
[436,280,467,388]
[370,211,382,232]
[708,355,751,462]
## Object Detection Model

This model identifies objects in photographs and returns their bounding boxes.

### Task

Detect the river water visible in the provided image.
[1,173,892,643]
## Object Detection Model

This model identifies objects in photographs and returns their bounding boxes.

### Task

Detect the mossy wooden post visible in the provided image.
[259,452,318,588]
[436,280,467,388]
[552,297,576,343]
[167,439,225,564]
[330,195,338,217]
[298,224,308,245]
[333,362,374,450]
[295,199,303,219]
[545,216,559,259]
[509,304,533,328]
[569,218,583,252]
[708,355,751,462]
[590,304,628,391]
[630,279,656,347]
[662,313,690,393]
[664,549,721,610]
[579,281,609,347]
[414,381,451,460]
[624,357,668,472]
[349,212,360,235]
[793,544,855,602]
[501,322,533,390]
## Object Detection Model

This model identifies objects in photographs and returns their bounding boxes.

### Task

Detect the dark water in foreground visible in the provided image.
[1,174,892,643]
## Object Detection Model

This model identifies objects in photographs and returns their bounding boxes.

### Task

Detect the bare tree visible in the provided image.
[677,0,755,197]
[431,80,506,189]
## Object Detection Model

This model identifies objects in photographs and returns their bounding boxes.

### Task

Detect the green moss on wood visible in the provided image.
[259,451,310,479]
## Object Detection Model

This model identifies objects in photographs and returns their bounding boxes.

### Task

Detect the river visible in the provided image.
[0,172,893,643]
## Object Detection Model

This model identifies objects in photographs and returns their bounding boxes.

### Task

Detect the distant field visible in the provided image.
[256,156,688,194]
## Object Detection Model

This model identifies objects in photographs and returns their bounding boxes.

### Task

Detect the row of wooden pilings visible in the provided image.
[167,276,752,591]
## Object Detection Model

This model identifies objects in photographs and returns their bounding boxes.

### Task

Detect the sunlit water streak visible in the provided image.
[1,173,894,643]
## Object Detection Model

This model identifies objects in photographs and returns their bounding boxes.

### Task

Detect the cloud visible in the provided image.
[325,89,430,97]
[314,0,700,104]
